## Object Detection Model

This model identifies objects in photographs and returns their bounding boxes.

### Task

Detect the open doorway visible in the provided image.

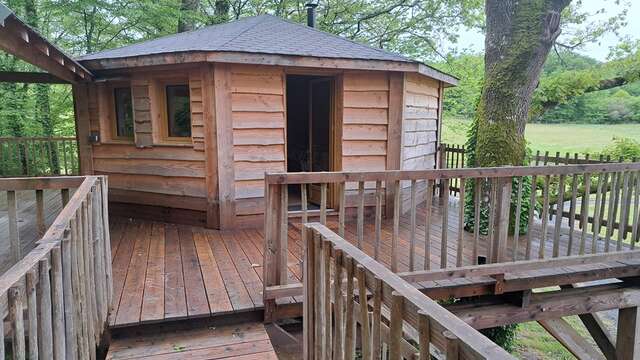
[286,74,334,210]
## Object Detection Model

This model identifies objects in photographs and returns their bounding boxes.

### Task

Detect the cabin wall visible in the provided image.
[229,64,287,226]
[85,66,209,226]
[79,62,444,228]
[400,73,442,211]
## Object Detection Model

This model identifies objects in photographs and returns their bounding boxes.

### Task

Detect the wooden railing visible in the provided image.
[0,137,79,177]
[303,223,513,359]
[263,162,640,320]
[0,176,111,359]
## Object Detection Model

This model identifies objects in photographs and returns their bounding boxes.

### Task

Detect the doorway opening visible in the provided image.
[286,74,334,210]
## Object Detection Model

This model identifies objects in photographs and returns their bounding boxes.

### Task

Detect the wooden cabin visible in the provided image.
[73,14,457,229]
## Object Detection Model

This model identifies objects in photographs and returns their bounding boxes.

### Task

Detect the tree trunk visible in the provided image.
[475,0,571,167]
[212,0,230,24]
[178,0,200,32]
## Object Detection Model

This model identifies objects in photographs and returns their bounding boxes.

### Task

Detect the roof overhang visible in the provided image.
[0,3,92,83]
[80,50,458,86]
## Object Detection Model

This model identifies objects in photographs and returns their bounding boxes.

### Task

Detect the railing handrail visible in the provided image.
[0,175,111,359]
[0,176,86,191]
[0,176,97,295]
[265,162,640,184]
[305,223,514,359]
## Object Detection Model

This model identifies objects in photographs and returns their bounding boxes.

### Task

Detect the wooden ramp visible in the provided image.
[106,321,277,360]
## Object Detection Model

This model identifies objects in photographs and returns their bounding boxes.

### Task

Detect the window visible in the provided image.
[113,87,134,138]
[165,84,191,138]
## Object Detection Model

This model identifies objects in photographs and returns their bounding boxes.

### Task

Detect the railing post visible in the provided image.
[438,144,446,198]
[491,177,512,264]
[303,226,316,360]
[263,182,286,322]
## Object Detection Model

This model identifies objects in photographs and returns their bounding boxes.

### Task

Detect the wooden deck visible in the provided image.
[106,321,277,359]
[109,196,616,327]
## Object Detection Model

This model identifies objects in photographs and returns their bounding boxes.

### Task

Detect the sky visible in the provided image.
[454,0,640,61]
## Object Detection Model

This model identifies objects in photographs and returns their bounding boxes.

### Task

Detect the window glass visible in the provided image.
[114,87,134,138]
[166,85,191,138]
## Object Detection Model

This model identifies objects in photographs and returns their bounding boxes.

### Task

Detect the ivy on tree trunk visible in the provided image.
[475,0,571,167]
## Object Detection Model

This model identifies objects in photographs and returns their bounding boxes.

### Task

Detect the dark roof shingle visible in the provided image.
[78,14,413,63]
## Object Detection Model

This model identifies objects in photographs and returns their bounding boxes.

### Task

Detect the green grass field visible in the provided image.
[442,117,640,154]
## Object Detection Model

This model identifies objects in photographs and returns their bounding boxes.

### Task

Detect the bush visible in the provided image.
[600,137,640,161]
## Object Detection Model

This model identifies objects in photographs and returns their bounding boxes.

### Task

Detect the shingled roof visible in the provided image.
[78,14,457,85]
[79,15,413,63]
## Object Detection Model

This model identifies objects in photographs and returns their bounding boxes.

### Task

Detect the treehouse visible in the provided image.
[2,3,640,360]
[72,13,457,230]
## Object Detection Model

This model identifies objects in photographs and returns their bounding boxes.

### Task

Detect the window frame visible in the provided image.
[156,78,192,144]
[111,86,135,141]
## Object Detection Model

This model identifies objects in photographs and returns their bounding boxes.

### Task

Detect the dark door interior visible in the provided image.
[286,74,333,208]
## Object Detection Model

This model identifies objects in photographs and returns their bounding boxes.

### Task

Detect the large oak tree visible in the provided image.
[475,0,572,167]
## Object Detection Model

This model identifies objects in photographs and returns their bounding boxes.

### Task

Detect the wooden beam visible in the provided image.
[539,318,605,360]
[616,306,640,359]
[385,72,404,217]
[399,249,640,283]
[449,283,640,329]
[213,63,235,229]
[0,16,90,83]
[201,63,219,228]
[579,313,616,360]
[72,83,94,174]
[0,71,68,84]
[81,51,457,85]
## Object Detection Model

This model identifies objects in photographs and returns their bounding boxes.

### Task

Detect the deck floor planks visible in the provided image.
[178,225,210,317]
[107,196,624,327]
[140,222,165,322]
[222,231,264,308]
[192,229,233,314]
[109,220,140,326]
[163,223,188,320]
[106,321,277,360]
[115,221,152,325]
[206,230,255,312]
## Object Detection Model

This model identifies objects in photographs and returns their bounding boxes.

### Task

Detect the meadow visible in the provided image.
[442,117,640,154]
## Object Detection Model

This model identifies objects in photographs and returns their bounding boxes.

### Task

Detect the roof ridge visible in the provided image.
[266,14,414,62]
[218,14,269,49]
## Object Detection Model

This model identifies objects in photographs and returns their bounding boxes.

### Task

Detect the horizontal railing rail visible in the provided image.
[263,162,640,321]
[0,136,78,177]
[0,175,111,359]
[303,223,514,359]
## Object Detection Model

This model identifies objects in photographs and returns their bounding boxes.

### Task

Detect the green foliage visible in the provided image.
[440,52,484,119]
[600,137,640,161]
[536,80,640,124]
[462,117,531,235]
[481,324,519,353]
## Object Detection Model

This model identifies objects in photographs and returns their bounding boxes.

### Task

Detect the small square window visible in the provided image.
[165,85,191,138]
[113,87,134,138]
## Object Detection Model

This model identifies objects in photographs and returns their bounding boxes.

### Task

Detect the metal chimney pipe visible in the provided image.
[305,3,318,28]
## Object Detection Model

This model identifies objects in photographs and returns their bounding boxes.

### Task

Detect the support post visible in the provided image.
[617,307,640,359]
[491,177,512,263]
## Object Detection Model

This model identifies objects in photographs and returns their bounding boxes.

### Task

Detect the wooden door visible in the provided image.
[308,78,332,205]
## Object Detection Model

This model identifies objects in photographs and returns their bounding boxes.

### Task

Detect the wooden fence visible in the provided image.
[0,137,79,177]
[0,176,111,359]
[263,162,640,321]
[303,223,513,360]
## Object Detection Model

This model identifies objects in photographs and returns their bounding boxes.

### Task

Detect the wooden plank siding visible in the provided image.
[399,73,441,212]
[231,65,286,223]
[81,64,443,228]
[342,71,389,186]
[87,67,210,216]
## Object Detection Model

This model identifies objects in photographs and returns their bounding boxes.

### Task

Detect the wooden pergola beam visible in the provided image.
[0,71,69,84]
[539,318,605,360]
[0,4,92,83]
